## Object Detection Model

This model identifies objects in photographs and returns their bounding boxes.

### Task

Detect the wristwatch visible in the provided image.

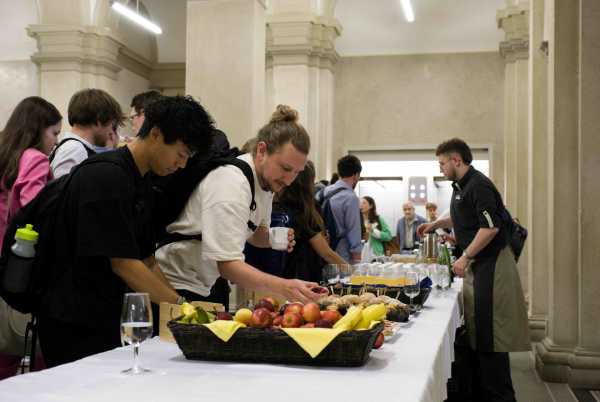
[462,251,474,261]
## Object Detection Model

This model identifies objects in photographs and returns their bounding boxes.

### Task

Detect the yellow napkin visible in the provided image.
[282,327,346,358]
[203,320,246,342]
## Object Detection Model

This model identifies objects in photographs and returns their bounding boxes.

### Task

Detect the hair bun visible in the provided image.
[270,104,298,124]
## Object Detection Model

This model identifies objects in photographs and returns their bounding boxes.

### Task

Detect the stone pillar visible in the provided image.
[26,25,123,125]
[185,0,266,149]
[526,0,549,342]
[497,1,530,296]
[266,0,340,179]
[535,0,581,385]
[571,0,600,389]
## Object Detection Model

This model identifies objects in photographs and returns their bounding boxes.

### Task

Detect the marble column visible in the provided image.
[526,0,549,342]
[533,0,600,387]
[570,0,600,389]
[497,1,530,297]
[26,25,123,124]
[186,0,266,149]
[266,0,340,179]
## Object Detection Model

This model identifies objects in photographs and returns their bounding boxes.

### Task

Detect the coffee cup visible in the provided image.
[270,227,289,251]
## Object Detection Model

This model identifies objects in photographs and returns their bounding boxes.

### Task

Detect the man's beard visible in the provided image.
[257,172,273,192]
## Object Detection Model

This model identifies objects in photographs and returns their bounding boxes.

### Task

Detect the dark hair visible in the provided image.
[253,105,310,156]
[130,90,162,114]
[362,196,380,224]
[278,160,324,233]
[425,202,437,211]
[435,138,473,164]
[68,88,124,127]
[337,155,362,178]
[330,172,339,184]
[0,97,62,189]
[138,95,215,153]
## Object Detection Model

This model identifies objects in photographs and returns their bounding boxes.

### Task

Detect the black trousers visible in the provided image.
[38,316,121,368]
[448,328,515,402]
[468,348,516,402]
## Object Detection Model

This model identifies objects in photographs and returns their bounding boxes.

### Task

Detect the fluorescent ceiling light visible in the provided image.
[400,0,415,23]
[111,2,162,34]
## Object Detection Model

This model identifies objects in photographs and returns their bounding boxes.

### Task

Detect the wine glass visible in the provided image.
[120,293,153,375]
[403,271,420,311]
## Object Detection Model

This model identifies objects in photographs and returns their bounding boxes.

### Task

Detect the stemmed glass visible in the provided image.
[120,293,153,375]
[322,264,340,294]
[403,271,420,311]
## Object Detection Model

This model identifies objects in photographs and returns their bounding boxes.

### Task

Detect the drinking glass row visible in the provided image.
[322,262,451,290]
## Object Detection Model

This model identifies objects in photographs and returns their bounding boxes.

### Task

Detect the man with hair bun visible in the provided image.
[417,137,529,402]
[156,104,321,305]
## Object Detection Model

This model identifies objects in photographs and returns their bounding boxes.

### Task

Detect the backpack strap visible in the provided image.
[49,137,96,163]
[156,157,258,250]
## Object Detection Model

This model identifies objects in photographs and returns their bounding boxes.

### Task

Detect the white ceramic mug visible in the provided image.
[270,227,289,251]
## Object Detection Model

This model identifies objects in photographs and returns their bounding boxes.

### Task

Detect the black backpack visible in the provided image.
[502,208,528,262]
[0,157,124,315]
[317,187,349,250]
[153,148,257,249]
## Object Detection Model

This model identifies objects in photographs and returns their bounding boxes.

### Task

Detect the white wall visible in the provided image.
[334,52,505,193]
[0,61,40,128]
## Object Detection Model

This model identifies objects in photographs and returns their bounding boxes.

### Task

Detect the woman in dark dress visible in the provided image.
[274,161,347,282]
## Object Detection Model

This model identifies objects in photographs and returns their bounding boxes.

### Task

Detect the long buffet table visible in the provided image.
[0,282,462,402]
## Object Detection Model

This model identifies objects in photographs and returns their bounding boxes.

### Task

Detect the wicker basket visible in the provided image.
[167,320,384,367]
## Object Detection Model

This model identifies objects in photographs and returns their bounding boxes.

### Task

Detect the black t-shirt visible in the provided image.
[42,147,155,328]
[450,166,508,260]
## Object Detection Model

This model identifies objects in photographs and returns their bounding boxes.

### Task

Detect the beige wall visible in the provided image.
[334,52,505,190]
[0,60,39,128]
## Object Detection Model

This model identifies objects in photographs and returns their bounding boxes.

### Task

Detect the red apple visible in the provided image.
[284,302,304,315]
[320,310,342,324]
[314,319,333,328]
[262,296,279,311]
[272,315,284,327]
[255,299,275,312]
[301,323,315,328]
[302,302,321,323]
[216,311,233,321]
[250,308,273,328]
[282,312,304,328]
[373,332,385,349]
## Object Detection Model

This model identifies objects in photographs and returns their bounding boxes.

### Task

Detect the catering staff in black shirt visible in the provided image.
[38,96,215,367]
[418,138,529,402]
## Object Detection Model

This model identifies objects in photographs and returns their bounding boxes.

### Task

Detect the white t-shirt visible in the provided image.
[156,153,273,296]
[50,133,96,178]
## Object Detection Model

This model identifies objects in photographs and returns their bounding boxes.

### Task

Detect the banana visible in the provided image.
[354,303,386,330]
[333,305,364,330]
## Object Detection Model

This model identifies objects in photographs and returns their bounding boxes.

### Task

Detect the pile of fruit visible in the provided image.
[317,292,410,323]
[178,296,388,348]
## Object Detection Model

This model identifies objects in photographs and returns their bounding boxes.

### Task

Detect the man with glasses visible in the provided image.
[129,90,162,136]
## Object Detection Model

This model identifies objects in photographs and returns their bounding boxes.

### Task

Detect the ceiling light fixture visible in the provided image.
[400,0,415,23]
[111,1,162,34]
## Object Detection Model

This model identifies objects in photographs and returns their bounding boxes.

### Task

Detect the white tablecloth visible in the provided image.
[0,285,461,402]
